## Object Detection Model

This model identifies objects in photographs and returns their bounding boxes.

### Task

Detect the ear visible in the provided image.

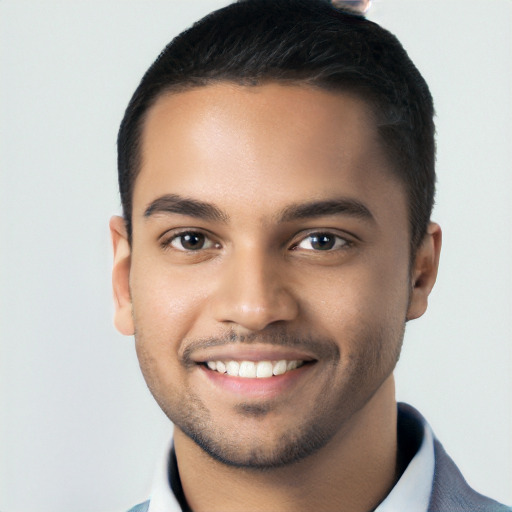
[110,216,135,335]
[406,222,442,321]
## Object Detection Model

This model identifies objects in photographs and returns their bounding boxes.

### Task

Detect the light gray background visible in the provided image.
[1,1,511,511]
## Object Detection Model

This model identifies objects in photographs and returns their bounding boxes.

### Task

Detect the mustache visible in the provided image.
[180,328,340,365]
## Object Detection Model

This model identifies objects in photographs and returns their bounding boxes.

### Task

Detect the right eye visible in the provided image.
[168,231,218,251]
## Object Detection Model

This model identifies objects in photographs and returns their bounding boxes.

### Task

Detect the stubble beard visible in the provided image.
[136,323,405,471]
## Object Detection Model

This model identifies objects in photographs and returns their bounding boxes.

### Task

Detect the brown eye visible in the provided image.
[170,232,214,251]
[310,234,335,250]
[296,233,348,251]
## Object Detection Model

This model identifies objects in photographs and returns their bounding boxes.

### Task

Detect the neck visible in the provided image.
[175,376,399,512]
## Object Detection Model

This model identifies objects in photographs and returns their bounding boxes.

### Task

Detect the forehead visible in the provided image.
[134,83,406,228]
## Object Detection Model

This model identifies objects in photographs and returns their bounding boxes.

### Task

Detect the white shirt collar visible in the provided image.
[375,409,435,512]
[148,405,435,512]
[147,436,182,512]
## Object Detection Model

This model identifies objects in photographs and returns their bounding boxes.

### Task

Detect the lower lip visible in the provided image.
[199,363,315,399]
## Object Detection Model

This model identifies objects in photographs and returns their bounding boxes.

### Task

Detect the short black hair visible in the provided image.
[117,0,435,253]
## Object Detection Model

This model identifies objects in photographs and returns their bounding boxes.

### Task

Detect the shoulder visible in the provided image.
[127,500,150,512]
[430,432,512,511]
[398,403,511,512]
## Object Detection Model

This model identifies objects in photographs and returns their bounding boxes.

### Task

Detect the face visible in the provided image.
[111,83,439,468]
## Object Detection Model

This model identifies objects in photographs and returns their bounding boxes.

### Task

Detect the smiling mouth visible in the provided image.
[203,359,309,378]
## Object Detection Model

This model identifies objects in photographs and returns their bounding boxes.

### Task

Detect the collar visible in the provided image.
[147,439,182,512]
[148,403,435,512]
[375,403,435,512]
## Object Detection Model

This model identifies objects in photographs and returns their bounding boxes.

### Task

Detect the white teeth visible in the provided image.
[239,361,257,378]
[287,360,298,371]
[205,359,304,378]
[256,361,273,378]
[272,360,287,376]
[226,360,240,376]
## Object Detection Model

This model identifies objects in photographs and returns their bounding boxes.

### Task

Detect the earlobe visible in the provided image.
[110,215,135,335]
[406,222,442,321]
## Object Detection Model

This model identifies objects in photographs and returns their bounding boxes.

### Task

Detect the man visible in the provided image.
[110,1,511,510]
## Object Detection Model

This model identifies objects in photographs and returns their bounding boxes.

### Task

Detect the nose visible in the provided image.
[211,247,299,332]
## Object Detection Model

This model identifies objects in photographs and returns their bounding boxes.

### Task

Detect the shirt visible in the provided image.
[146,403,435,512]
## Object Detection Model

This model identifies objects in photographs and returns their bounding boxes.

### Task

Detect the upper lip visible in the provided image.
[190,344,317,363]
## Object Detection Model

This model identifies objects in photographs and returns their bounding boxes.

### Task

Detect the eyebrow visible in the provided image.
[278,198,374,223]
[143,194,374,224]
[144,194,228,222]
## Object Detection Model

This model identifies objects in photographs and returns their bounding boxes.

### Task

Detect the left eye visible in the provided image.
[169,232,217,251]
[295,233,348,251]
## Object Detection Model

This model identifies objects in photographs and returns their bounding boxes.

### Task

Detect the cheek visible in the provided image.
[130,263,208,409]
[130,261,210,349]
[303,254,411,337]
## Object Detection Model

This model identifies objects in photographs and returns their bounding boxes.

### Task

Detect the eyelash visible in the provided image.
[160,229,353,253]
[160,230,220,252]
[291,232,352,252]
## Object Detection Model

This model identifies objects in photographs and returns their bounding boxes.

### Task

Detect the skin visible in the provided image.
[110,83,441,512]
